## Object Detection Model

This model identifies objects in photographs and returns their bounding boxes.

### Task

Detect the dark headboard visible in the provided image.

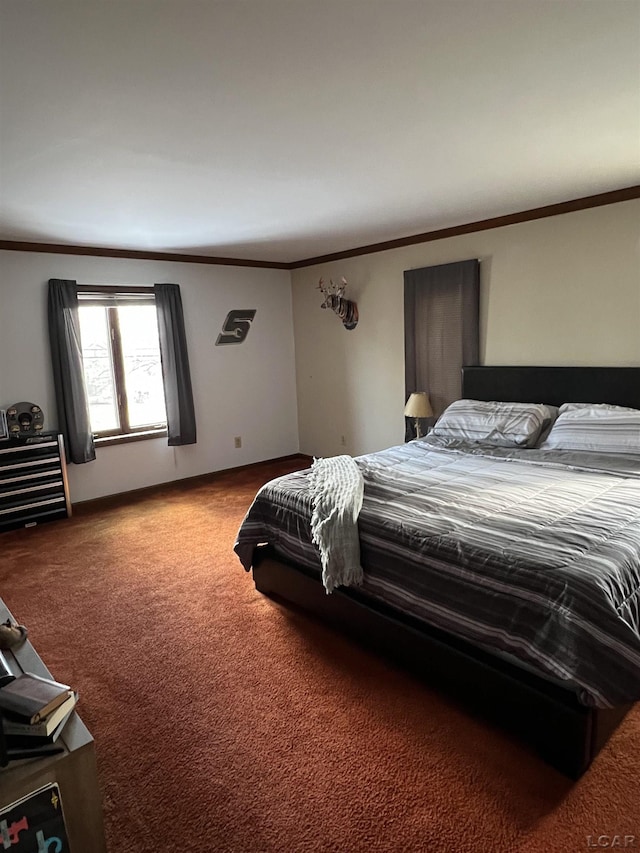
[462,366,640,409]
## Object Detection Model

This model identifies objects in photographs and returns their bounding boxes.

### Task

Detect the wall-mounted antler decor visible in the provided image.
[317,277,358,330]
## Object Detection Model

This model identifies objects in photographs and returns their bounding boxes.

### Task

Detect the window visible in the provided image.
[77,288,167,440]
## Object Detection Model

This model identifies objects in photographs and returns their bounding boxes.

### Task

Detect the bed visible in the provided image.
[235,366,640,777]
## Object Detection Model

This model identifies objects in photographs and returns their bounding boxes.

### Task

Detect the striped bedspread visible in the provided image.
[234,437,640,708]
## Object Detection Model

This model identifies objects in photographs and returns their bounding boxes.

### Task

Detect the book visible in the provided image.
[0,671,72,724]
[2,691,77,737]
[0,785,70,845]
[5,743,64,760]
[5,703,76,749]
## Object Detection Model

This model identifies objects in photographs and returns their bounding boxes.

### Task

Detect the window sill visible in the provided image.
[95,429,168,448]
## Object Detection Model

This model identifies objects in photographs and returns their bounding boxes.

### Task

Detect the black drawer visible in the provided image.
[0,440,59,465]
[0,462,63,488]
[0,504,69,533]
[0,480,65,509]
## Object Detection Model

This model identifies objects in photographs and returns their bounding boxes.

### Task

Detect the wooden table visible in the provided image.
[0,600,107,852]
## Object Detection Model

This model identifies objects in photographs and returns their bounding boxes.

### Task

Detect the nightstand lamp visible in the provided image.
[404,392,433,438]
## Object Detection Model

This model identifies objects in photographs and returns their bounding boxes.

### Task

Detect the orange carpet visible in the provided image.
[1,458,638,853]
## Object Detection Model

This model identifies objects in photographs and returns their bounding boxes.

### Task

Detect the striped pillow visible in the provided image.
[431,400,557,448]
[540,405,640,453]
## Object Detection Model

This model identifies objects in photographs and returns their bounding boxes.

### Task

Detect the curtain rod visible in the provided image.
[76,284,154,294]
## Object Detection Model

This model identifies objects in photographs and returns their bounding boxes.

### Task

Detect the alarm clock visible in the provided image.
[6,402,45,436]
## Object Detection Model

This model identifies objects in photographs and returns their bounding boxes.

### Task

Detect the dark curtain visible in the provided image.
[404,260,479,440]
[47,279,96,464]
[154,283,197,446]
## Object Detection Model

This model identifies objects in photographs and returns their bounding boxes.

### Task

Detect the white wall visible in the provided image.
[0,251,299,502]
[291,199,640,458]
[2,199,637,495]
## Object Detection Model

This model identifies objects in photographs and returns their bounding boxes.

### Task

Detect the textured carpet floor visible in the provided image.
[1,458,638,852]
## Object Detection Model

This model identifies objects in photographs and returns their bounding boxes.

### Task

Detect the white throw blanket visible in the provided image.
[309,455,364,594]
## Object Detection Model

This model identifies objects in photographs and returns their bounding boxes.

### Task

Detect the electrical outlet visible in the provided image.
[340,435,346,446]
[234,436,242,448]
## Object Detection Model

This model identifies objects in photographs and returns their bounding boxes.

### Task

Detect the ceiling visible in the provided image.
[1,0,638,264]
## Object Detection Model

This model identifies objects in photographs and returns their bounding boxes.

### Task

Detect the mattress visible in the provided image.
[235,436,640,708]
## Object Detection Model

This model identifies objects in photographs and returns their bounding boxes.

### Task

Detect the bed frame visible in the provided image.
[251,366,640,778]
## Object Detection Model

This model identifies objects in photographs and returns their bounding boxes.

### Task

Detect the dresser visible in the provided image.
[0,600,107,852]
[0,434,72,533]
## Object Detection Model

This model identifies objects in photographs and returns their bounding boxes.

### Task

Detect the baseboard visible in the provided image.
[72,453,312,515]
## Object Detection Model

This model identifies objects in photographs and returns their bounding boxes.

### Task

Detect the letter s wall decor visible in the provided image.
[215,310,257,345]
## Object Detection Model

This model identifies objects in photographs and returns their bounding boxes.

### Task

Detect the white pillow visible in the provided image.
[540,405,640,453]
[430,399,557,448]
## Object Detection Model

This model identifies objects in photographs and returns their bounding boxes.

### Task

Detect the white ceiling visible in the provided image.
[1,0,638,264]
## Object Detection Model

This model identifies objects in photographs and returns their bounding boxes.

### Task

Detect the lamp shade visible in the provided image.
[404,391,433,419]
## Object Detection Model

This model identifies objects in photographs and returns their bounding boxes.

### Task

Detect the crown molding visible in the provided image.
[289,184,640,269]
[0,240,289,269]
[1,184,638,270]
